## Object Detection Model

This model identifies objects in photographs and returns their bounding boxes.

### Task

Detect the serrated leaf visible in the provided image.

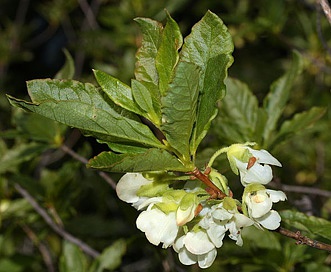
[262,51,303,144]
[89,239,126,272]
[7,80,164,148]
[179,10,234,152]
[55,49,75,79]
[155,12,183,96]
[270,107,326,149]
[93,69,143,115]
[216,77,261,144]
[161,61,201,161]
[88,148,193,173]
[59,241,87,272]
[280,210,331,242]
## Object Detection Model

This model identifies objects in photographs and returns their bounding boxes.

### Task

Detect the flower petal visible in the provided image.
[206,222,226,248]
[256,210,281,230]
[248,148,282,167]
[267,190,287,203]
[241,163,273,185]
[116,173,152,204]
[177,248,197,265]
[136,209,178,247]
[197,248,218,269]
[183,231,215,255]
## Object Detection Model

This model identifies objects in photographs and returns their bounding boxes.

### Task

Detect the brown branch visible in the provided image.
[276,227,331,252]
[60,144,117,190]
[14,183,100,258]
[20,224,55,272]
[269,181,331,198]
[319,0,331,25]
[191,167,227,199]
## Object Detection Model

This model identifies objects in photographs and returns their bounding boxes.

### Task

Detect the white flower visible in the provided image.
[233,147,282,186]
[244,187,286,230]
[136,207,179,248]
[116,173,153,209]
[173,231,217,269]
[200,202,253,247]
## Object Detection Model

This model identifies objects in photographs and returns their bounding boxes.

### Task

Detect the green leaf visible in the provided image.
[14,111,66,145]
[131,79,160,124]
[93,69,143,116]
[89,239,126,272]
[88,148,192,173]
[270,107,326,149]
[55,49,75,79]
[161,61,201,161]
[216,77,262,144]
[262,51,303,145]
[179,10,234,152]
[7,80,164,148]
[59,241,87,272]
[0,143,46,174]
[191,54,233,153]
[280,210,331,242]
[155,12,183,96]
[134,17,162,87]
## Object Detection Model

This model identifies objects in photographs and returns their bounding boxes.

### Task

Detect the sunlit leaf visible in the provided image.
[155,11,182,96]
[7,80,164,148]
[93,69,143,116]
[161,61,201,161]
[88,148,192,173]
[180,10,234,153]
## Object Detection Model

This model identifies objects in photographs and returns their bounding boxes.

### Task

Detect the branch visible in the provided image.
[14,183,100,258]
[20,224,55,272]
[269,181,331,197]
[60,144,117,190]
[319,0,331,25]
[276,227,331,252]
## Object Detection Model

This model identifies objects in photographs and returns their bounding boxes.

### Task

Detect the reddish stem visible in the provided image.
[191,167,227,199]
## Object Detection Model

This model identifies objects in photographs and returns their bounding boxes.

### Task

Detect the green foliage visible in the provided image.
[8,10,234,173]
[1,0,331,271]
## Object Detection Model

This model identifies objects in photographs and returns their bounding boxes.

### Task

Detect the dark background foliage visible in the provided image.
[1,0,331,271]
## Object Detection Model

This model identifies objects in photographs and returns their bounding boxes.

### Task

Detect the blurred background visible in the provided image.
[1,0,331,271]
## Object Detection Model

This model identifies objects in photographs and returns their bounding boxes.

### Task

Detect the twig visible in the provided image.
[319,0,331,25]
[14,183,100,258]
[276,227,331,252]
[316,1,331,56]
[20,224,55,272]
[60,144,117,190]
[269,181,331,197]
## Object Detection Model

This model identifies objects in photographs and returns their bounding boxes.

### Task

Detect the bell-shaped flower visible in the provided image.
[244,184,286,230]
[173,230,217,269]
[136,207,179,248]
[227,144,282,186]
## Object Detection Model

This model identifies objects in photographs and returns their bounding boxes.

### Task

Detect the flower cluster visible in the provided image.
[116,143,286,268]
